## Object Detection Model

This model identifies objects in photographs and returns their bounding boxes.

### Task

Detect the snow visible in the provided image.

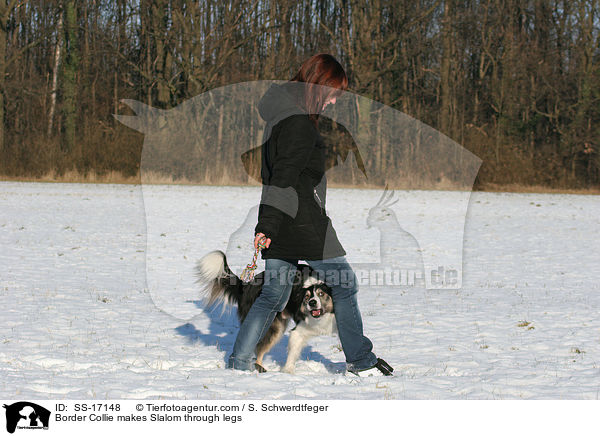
[0,181,599,400]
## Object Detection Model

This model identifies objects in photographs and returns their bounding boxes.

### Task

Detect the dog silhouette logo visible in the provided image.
[3,402,50,434]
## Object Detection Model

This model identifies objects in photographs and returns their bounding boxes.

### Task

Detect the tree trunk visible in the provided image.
[48,11,63,137]
[0,0,16,153]
[440,0,454,137]
[61,0,79,162]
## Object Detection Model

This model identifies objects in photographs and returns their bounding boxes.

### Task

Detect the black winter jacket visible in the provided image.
[254,82,346,260]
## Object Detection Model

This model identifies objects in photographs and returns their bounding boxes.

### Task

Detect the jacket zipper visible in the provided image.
[313,188,324,215]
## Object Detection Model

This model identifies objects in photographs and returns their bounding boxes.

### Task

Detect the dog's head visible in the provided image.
[300,283,334,319]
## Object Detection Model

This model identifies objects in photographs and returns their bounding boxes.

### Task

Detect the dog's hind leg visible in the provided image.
[255,316,287,369]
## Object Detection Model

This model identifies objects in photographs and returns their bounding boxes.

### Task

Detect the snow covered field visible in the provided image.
[0,181,598,400]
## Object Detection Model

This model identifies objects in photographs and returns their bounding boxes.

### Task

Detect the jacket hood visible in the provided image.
[258,81,308,124]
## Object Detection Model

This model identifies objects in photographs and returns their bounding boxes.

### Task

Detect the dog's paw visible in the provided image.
[281,365,295,374]
[254,363,267,373]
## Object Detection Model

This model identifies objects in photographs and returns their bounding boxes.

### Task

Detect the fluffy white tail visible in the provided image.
[195,250,242,312]
[196,250,226,282]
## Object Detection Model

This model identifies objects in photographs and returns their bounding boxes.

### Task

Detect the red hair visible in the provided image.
[290,53,348,127]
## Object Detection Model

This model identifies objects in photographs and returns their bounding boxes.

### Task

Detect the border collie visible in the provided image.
[195,250,336,373]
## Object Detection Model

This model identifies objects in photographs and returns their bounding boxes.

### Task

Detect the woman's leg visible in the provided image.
[227,258,298,371]
[305,255,378,372]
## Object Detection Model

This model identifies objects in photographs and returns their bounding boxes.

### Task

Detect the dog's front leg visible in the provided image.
[282,327,308,374]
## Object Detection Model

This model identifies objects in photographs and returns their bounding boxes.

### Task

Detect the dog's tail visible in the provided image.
[195,250,243,311]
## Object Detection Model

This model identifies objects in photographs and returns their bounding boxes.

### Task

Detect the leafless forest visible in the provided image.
[0,0,598,190]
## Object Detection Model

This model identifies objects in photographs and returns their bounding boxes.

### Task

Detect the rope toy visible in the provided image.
[240,236,268,283]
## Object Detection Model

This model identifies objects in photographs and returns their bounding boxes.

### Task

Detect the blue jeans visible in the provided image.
[226,255,378,372]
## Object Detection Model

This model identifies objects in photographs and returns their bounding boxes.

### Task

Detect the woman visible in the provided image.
[227,54,392,376]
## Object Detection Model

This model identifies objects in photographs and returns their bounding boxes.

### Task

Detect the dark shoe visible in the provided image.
[255,363,267,373]
[348,358,394,377]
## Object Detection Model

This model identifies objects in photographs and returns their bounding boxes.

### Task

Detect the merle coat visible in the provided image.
[254,82,346,260]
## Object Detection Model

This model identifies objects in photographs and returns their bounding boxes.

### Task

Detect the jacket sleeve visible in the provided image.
[254,115,317,239]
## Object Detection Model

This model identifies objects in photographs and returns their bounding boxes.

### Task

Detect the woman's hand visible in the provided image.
[254,232,271,250]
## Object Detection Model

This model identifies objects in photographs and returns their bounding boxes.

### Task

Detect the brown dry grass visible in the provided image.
[475,182,600,196]
[1,170,598,195]
[0,170,141,185]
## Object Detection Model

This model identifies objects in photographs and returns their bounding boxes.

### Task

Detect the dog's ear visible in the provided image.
[303,264,315,277]
[296,265,308,279]
[308,266,327,283]
[320,284,333,296]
